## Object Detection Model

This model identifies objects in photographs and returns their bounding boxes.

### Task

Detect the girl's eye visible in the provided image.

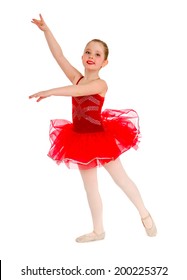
[85,51,90,54]
[96,53,101,57]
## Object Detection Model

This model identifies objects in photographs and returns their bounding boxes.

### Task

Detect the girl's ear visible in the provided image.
[102,59,108,68]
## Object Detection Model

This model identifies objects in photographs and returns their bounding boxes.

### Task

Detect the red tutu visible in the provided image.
[47,98,140,169]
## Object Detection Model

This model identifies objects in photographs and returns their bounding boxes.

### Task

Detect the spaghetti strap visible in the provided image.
[76,76,84,85]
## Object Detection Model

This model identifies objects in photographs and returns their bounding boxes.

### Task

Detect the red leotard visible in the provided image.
[48,77,140,169]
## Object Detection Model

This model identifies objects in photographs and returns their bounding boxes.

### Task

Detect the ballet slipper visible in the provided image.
[141,213,157,237]
[75,231,105,243]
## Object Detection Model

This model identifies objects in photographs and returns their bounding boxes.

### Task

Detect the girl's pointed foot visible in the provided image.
[141,213,157,237]
[75,231,105,243]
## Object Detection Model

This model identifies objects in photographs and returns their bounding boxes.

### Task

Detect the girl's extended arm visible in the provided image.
[29,79,108,102]
[31,14,81,83]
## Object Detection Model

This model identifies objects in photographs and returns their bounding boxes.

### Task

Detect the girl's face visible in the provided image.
[82,41,108,70]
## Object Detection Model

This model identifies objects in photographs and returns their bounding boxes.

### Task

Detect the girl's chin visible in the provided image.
[84,66,99,71]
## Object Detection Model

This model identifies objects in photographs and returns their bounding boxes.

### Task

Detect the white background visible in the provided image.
[0,0,187,279]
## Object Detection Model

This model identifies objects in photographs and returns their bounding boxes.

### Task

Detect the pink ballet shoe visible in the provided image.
[75,231,105,243]
[141,213,157,237]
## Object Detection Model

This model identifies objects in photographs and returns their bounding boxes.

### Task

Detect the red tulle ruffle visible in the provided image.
[47,109,140,169]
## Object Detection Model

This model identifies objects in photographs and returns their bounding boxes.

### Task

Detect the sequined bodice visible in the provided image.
[72,94,105,133]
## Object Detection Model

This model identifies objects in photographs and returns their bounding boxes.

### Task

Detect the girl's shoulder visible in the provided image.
[73,76,108,97]
[99,79,108,97]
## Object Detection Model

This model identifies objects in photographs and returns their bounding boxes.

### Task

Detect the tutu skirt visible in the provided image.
[48,109,140,169]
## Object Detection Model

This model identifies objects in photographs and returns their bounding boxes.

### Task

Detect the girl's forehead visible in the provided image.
[85,42,104,52]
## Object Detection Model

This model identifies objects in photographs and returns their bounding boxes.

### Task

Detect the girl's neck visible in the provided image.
[83,70,100,81]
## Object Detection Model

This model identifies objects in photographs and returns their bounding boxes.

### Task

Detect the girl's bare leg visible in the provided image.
[76,167,105,242]
[104,158,154,230]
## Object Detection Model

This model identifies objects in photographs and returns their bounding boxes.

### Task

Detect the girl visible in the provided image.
[29,14,157,243]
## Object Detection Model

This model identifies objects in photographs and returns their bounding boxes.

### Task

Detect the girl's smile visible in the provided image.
[86,60,95,65]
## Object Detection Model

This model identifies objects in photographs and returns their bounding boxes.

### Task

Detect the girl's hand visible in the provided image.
[29,90,51,102]
[31,14,48,31]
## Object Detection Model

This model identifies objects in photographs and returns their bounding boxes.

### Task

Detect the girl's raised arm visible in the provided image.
[31,14,82,84]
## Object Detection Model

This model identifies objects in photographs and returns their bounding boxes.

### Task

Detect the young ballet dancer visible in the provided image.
[29,14,157,242]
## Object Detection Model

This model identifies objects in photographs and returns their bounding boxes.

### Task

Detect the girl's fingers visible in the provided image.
[29,94,35,99]
[37,96,47,102]
[29,93,39,98]
[39,14,43,21]
[31,18,43,25]
[32,19,40,24]
[29,94,48,102]
[31,20,40,26]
